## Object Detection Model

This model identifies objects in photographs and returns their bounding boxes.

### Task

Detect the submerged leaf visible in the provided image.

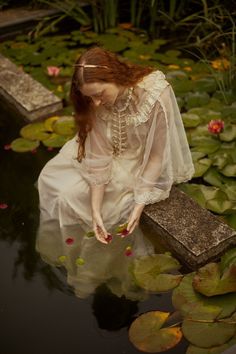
[129,311,182,353]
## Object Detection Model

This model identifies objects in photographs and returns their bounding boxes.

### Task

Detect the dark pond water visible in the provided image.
[0,103,188,354]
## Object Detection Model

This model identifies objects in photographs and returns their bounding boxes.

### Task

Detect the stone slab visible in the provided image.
[0,54,63,121]
[143,186,236,269]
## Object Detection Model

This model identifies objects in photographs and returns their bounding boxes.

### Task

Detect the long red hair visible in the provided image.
[70,46,154,162]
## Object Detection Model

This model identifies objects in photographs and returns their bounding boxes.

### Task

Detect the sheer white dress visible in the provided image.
[36,70,195,299]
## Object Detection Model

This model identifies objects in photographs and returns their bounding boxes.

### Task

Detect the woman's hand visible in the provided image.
[92,211,109,244]
[126,203,145,234]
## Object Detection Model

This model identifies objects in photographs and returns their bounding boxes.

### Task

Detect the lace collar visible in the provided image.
[96,70,169,126]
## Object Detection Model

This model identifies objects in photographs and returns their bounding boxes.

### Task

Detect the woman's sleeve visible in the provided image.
[134,85,194,205]
[80,118,113,185]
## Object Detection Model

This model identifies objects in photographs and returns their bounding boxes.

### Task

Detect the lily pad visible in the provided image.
[182,318,236,348]
[191,152,207,162]
[206,198,236,215]
[11,138,40,152]
[44,116,60,132]
[190,136,221,154]
[220,248,236,271]
[220,164,236,177]
[219,125,236,142]
[129,311,183,353]
[132,254,182,292]
[186,92,210,110]
[192,262,236,296]
[182,113,202,128]
[97,34,129,52]
[193,78,217,93]
[172,273,236,320]
[193,158,212,178]
[186,335,236,354]
[42,134,70,148]
[20,122,51,141]
[53,116,76,136]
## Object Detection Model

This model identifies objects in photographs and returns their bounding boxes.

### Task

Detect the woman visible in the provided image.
[36,46,194,299]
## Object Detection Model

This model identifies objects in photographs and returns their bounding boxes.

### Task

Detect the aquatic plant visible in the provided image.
[128,248,236,353]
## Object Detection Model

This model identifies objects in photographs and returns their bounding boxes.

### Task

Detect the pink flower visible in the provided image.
[0,203,8,209]
[125,246,133,257]
[65,237,74,245]
[208,119,224,134]
[47,66,61,77]
[119,229,129,238]
[47,147,54,152]
[4,144,11,150]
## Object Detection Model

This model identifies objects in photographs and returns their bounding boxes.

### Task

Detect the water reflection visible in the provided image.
[36,215,153,300]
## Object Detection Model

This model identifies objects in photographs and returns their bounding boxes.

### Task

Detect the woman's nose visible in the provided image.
[92,98,102,106]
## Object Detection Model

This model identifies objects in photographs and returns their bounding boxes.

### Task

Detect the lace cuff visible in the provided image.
[134,188,171,205]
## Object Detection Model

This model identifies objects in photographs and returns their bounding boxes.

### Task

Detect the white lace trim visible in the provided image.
[126,70,169,127]
[135,189,171,205]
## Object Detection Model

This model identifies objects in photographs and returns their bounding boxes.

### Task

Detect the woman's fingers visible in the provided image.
[95,225,108,244]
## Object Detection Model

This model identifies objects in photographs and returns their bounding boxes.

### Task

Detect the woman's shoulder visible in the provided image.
[137,69,169,92]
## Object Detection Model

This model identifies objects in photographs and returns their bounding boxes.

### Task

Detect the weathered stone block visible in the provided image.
[0,54,63,121]
[143,186,236,269]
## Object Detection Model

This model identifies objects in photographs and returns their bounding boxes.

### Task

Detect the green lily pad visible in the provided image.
[187,108,221,123]
[166,70,188,80]
[97,34,129,52]
[203,168,225,188]
[172,273,236,320]
[11,138,40,152]
[186,335,236,354]
[44,116,59,132]
[132,254,182,292]
[182,318,236,348]
[53,116,76,136]
[219,125,236,142]
[220,164,236,177]
[193,78,217,93]
[186,92,210,110]
[20,122,51,141]
[42,134,70,148]
[129,311,183,353]
[193,158,212,178]
[190,136,221,154]
[191,152,207,162]
[193,262,236,296]
[182,113,202,128]
[211,153,231,170]
[220,248,236,272]
[178,184,207,208]
[172,80,195,94]
[206,198,236,214]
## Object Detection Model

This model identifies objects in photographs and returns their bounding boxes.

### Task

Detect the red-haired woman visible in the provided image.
[36,47,194,299]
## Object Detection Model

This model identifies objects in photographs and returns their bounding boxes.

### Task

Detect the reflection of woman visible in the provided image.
[36,47,194,299]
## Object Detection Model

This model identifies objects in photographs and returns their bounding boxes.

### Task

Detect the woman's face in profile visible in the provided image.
[80,82,124,107]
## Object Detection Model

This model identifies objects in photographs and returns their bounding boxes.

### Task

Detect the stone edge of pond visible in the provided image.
[0,54,63,121]
[143,186,236,269]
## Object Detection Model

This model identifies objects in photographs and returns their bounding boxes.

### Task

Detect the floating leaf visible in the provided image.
[193,158,212,178]
[182,113,202,128]
[11,138,40,152]
[53,116,76,136]
[191,152,207,162]
[20,123,50,141]
[97,34,129,52]
[193,262,236,296]
[182,318,236,348]
[219,125,236,142]
[172,273,236,320]
[42,134,70,148]
[193,78,217,93]
[132,254,182,292]
[129,311,182,353]
[186,92,210,110]
[190,136,221,154]
[186,335,236,354]
[220,164,236,177]
[220,248,236,271]
[44,116,59,132]
[206,197,236,214]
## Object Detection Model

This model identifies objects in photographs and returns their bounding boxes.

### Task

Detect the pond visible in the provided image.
[0,104,190,354]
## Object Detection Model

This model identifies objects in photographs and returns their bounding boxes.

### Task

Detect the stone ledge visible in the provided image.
[0,54,63,121]
[143,186,236,269]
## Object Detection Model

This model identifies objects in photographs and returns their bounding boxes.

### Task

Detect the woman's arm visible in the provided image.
[90,184,109,244]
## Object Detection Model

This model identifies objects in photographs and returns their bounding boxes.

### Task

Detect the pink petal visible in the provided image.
[47,147,54,151]
[65,237,74,245]
[0,203,8,210]
[4,144,11,150]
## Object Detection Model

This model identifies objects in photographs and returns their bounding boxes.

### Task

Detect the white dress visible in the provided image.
[36,70,195,299]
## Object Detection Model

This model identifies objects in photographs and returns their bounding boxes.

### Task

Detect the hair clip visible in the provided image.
[73,64,109,69]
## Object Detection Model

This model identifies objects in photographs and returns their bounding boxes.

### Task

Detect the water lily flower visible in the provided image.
[0,203,8,209]
[4,144,11,150]
[47,66,61,77]
[125,246,133,257]
[65,237,74,245]
[211,58,230,71]
[116,223,129,237]
[208,119,224,134]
